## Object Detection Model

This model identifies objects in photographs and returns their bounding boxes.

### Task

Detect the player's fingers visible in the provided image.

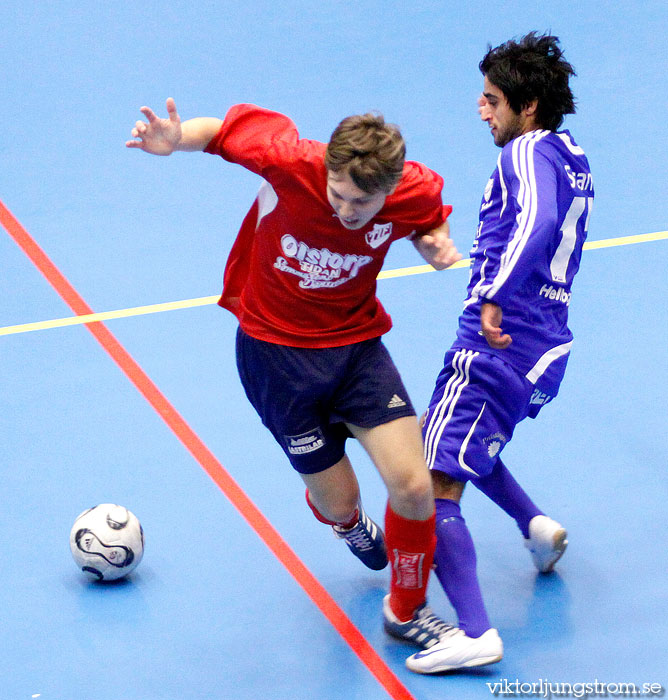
[483,330,512,349]
[435,252,459,268]
[480,319,497,337]
[125,139,144,149]
[442,254,462,268]
[440,244,461,261]
[166,97,180,122]
[140,106,158,123]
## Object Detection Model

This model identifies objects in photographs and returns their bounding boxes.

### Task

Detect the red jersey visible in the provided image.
[205,104,451,348]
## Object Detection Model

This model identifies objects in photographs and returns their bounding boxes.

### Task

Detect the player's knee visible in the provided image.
[313,490,360,523]
[389,469,434,513]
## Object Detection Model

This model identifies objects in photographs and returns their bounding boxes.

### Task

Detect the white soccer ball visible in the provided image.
[69,504,144,581]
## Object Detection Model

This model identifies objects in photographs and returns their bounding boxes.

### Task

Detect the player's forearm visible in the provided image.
[412,235,440,266]
[412,219,461,270]
[176,117,224,151]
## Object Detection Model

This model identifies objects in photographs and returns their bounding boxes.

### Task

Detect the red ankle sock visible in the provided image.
[384,503,436,622]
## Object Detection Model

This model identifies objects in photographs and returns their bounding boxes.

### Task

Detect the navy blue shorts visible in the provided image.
[235,328,416,474]
[422,348,549,482]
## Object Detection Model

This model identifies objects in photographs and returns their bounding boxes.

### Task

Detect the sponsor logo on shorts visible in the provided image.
[285,428,326,455]
[387,394,407,409]
[392,550,425,589]
[483,431,507,459]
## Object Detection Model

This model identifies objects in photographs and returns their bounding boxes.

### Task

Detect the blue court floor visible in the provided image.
[2,2,667,699]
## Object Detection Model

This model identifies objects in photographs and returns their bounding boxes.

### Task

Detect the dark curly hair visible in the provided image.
[479,32,576,131]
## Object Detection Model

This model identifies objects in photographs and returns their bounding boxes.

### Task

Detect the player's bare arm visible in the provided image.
[125,97,222,155]
[480,301,512,349]
[411,219,462,270]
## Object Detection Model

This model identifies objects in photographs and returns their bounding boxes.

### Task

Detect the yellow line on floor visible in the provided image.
[0,296,220,336]
[1,230,666,337]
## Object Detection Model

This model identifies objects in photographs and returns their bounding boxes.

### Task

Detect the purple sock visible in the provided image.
[472,459,542,538]
[433,498,491,638]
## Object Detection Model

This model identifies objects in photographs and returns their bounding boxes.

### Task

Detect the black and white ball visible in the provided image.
[69,504,144,581]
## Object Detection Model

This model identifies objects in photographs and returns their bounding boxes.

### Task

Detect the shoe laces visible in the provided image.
[340,522,374,551]
[416,605,457,638]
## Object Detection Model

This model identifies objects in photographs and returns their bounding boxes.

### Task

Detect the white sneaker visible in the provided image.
[525,515,568,573]
[406,627,503,673]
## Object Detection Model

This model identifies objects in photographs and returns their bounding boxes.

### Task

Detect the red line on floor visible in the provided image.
[0,198,417,700]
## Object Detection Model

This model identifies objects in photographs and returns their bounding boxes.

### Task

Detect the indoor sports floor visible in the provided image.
[2,2,667,699]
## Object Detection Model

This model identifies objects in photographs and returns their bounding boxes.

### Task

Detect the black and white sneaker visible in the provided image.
[383,595,453,648]
[333,506,387,570]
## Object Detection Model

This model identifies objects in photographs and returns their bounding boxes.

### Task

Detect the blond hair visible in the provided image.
[325,113,405,194]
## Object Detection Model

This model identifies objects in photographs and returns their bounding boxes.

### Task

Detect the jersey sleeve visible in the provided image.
[389,161,452,234]
[204,104,300,176]
[478,143,559,307]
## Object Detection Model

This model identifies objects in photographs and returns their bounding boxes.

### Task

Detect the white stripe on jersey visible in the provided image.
[556,131,585,155]
[424,350,479,469]
[498,152,508,217]
[525,341,573,384]
[463,254,489,308]
[479,130,550,301]
[256,180,278,227]
[550,196,586,283]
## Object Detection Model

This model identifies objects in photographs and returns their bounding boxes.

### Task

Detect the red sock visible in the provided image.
[384,502,436,622]
[305,489,358,529]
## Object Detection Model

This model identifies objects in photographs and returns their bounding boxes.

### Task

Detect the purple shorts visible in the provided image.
[423,348,548,482]
[235,328,416,474]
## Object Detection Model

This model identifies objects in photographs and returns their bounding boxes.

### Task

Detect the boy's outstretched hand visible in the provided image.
[126,97,182,155]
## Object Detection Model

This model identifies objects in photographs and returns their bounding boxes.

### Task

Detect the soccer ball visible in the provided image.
[69,504,144,581]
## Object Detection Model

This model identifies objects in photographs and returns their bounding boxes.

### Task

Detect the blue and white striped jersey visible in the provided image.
[453,129,594,400]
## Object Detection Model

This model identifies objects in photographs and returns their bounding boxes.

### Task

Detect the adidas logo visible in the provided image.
[387,394,407,409]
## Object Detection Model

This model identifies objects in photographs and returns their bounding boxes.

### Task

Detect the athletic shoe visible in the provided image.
[406,627,503,673]
[333,507,387,570]
[525,515,568,573]
[382,595,453,648]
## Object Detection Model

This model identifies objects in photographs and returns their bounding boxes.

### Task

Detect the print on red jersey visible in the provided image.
[365,222,393,249]
[277,234,373,289]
